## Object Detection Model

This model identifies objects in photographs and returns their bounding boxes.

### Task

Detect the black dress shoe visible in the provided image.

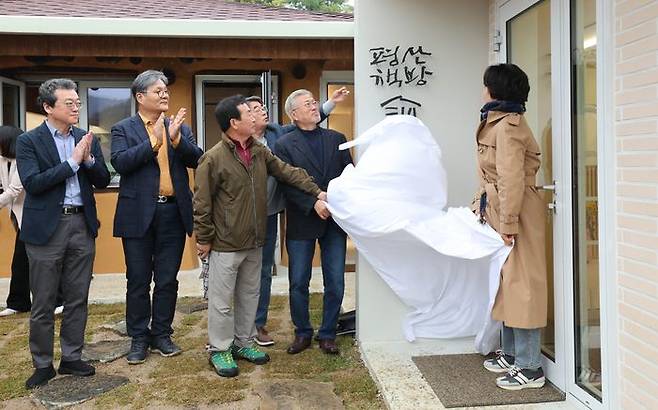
[127,339,149,364]
[319,339,340,355]
[150,336,182,357]
[58,359,95,376]
[25,365,56,389]
[286,336,312,354]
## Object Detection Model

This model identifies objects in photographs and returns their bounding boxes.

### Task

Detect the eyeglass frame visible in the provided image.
[251,104,268,113]
[139,89,170,98]
[291,99,319,111]
[60,99,83,109]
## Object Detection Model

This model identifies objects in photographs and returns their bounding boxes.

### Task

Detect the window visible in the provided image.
[79,82,135,187]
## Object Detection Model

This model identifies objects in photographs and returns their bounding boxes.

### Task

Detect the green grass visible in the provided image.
[0,294,383,408]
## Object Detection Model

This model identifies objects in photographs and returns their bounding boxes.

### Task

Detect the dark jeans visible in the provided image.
[255,214,278,328]
[287,220,346,340]
[123,202,186,342]
[6,228,31,312]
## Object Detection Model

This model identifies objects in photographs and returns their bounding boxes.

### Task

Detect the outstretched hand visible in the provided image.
[330,86,350,104]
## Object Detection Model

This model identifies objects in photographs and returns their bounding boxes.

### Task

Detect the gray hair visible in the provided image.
[284,89,312,122]
[131,70,168,98]
[38,78,77,108]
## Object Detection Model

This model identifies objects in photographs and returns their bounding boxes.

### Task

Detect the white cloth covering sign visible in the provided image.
[327,115,511,354]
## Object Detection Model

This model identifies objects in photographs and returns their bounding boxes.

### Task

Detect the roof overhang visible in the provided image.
[0,15,354,39]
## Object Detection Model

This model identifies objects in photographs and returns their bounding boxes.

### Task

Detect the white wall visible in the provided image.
[355,0,490,342]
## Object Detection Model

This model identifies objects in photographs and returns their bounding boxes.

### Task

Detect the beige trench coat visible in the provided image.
[473,111,548,329]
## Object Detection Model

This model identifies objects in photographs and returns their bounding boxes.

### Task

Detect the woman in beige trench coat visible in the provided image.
[473,64,548,391]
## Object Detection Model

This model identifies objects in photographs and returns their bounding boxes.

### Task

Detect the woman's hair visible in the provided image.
[483,64,530,104]
[0,125,23,159]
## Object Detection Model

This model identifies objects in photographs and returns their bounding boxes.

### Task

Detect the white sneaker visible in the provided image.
[483,349,515,373]
[496,366,546,390]
[0,308,18,317]
[54,306,64,315]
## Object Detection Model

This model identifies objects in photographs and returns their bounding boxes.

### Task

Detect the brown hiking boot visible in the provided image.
[255,326,274,346]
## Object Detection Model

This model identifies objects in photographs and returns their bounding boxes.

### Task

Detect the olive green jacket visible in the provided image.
[193,134,321,252]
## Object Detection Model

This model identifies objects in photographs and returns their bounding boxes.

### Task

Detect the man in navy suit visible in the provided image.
[111,70,203,365]
[274,89,353,355]
[244,87,349,347]
[16,78,110,388]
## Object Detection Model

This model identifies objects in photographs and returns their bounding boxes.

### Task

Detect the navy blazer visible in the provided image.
[110,114,203,238]
[273,127,352,240]
[16,122,111,245]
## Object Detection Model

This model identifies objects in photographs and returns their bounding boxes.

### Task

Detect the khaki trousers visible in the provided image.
[207,248,262,351]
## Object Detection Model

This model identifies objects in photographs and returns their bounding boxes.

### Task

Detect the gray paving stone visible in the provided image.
[176,299,208,314]
[257,380,344,410]
[82,339,131,363]
[32,374,129,408]
[99,320,128,337]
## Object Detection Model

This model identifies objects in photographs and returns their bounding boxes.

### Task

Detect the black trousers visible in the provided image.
[6,228,31,312]
[123,202,186,342]
[6,225,65,312]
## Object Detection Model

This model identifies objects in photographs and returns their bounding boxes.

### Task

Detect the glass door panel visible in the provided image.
[571,0,602,401]
[2,83,21,128]
[506,0,556,361]
[0,76,25,130]
[79,83,134,188]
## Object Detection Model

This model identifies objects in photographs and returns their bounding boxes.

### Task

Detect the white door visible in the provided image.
[499,0,608,408]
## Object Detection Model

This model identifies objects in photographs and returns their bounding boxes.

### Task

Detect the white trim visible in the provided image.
[549,0,572,394]
[597,0,618,408]
[0,16,354,39]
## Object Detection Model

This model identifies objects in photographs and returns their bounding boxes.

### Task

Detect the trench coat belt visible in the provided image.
[482,175,536,188]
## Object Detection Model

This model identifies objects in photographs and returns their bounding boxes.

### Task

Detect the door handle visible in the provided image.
[536,181,557,214]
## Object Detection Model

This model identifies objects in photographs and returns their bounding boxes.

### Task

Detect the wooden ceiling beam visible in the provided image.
[0,35,354,60]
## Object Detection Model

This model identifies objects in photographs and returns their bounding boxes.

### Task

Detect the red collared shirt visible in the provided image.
[229,137,253,168]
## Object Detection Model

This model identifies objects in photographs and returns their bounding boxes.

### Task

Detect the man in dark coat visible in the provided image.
[274,89,352,355]
[16,78,110,388]
[111,70,203,365]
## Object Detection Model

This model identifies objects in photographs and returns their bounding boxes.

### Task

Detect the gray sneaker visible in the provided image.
[496,366,546,390]
[483,350,515,373]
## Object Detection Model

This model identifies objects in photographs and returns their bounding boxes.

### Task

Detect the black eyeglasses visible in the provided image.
[141,89,170,98]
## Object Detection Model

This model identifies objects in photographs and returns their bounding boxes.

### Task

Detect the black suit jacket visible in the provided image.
[273,127,352,240]
[110,114,203,238]
[16,122,111,245]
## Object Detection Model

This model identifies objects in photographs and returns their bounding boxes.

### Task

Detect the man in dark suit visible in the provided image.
[244,87,349,346]
[111,70,203,365]
[16,78,111,388]
[274,89,353,355]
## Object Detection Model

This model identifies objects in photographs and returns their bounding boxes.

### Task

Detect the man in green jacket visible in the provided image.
[193,94,325,378]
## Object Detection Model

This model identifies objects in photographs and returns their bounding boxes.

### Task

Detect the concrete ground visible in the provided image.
[361,339,579,410]
[0,266,356,312]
